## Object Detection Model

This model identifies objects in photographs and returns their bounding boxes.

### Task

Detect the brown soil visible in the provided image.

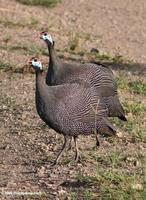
[0,0,146,199]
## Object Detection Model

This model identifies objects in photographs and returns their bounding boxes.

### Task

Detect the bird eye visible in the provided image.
[34,58,37,62]
[44,33,47,36]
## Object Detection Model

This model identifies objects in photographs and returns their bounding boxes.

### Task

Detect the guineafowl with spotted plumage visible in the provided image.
[40,32,127,122]
[29,57,117,165]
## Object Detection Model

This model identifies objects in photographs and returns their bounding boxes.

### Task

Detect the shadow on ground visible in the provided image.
[63,56,146,76]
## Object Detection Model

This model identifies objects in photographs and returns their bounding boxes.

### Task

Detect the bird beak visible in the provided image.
[28,60,32,65]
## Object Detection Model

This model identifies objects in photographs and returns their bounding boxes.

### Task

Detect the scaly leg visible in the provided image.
[67,137,73,151]
[52,135,69,165]
[74,136,80,162]
[96,134,100,147]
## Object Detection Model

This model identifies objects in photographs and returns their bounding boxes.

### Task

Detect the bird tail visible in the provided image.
[107,96,127,121]
[118,115,127,121]
[117,103,127,121]
[97,117,117,137]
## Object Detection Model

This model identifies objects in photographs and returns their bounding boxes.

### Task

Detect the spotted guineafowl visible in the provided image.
[29,57,117,165]
[40,32,127,122]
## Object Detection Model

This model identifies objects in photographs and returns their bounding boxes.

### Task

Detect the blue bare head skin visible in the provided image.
[40,32,53,44]
[30,57,43,70]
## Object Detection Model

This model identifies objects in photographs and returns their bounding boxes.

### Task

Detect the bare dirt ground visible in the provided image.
[0,0,146,199]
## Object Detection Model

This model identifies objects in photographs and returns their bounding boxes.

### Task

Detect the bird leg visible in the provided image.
[95,134,100,147]
[74,136,80,162]
[52,135,69,165]
[92,128,100,148]
[67,137,73,151]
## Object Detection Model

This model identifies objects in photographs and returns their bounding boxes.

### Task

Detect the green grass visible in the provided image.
[97,161,146,200]
[95,53,124,63]
[75,170,91,183]
[65,30,126,63]
[112,117,146,142]
[69,32,80,51]
[70,192,78,200]
[116,76,129,90]
[0,44,48,56]
[70,189,97,200]
[0,95,16,108]
[123,101,146,115]
[111,99,146,142]
[69,164,146,200]
[0,17,38,28]
[117,75,146,95]
[0,42,129,74]
[128,80,146,95]
[3,34,12,43]
[0,2,145,199]
[89,50,125,63]
[16,0,61,7]
[91,151,125,168]
[82,189,96,200]
[110,97,146,142]
[63,47,126,64]
[0,60,12,71]
[101,185,146,200]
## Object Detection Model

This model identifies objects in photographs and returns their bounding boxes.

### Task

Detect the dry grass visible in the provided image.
[0,0,146,199]
[16,0,61,7]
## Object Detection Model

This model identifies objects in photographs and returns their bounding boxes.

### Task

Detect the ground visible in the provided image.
[0,0,146,199]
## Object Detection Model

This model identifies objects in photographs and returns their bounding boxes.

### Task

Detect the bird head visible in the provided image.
[29,57,43,71]
[40,32,54,45]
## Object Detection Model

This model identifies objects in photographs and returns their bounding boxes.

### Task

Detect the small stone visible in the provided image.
[135,160,141,167]
[131,183,143,190]
[38,166,45,177]
[58,189,66,195]
[127,112,133,118]
[7,181,17,188]
[126,157,135,162]
[117,132,123,138]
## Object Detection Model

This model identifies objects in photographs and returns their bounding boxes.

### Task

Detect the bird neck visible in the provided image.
[46,41,61,84]
[36,70,46,92]
[35,70,55,125]
[36,70,60,122]
[35,70,54,99]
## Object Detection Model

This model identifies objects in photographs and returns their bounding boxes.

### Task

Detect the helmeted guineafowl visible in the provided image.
[29,57,117,165]
[40,32,127,122]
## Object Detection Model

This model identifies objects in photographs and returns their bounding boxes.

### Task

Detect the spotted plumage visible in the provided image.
[40,32,127,121]
[30,58,116,164]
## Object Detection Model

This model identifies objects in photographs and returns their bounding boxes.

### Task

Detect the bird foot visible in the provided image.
[74,154,81,163]
[96,140,100,147]
[50,160,58,167]
[67,155,81,166]
[66,138,72,151]
[67,143,72,151]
